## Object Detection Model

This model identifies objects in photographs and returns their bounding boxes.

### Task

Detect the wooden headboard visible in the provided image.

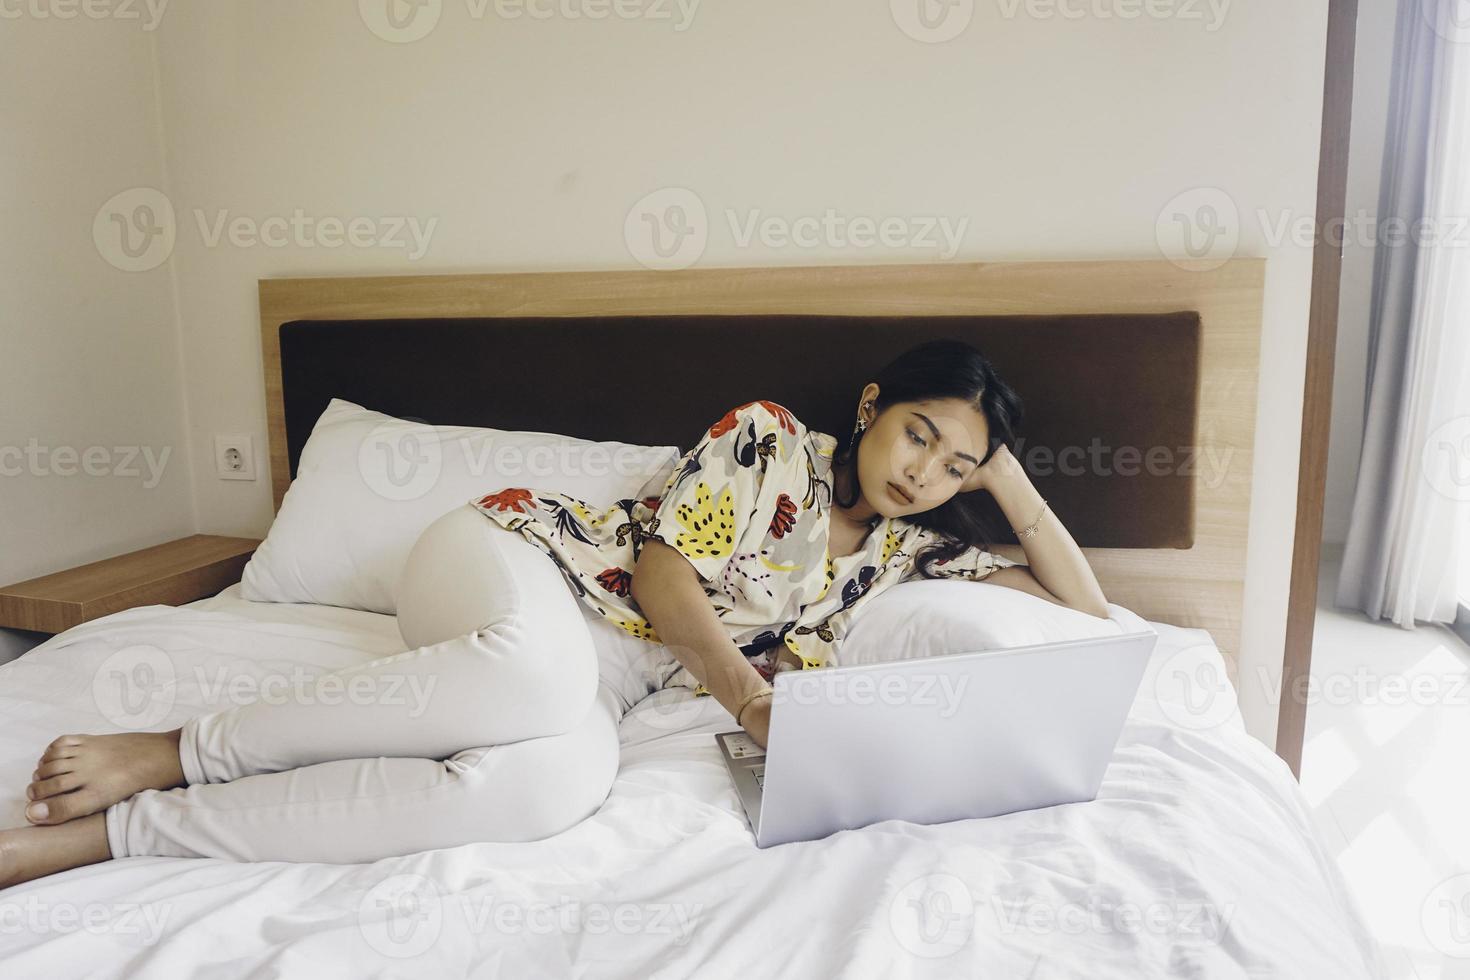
[258,258,1263,681]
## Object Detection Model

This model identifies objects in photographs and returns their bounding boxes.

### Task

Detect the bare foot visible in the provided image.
[0,814,112,891]
[26,730,186,826]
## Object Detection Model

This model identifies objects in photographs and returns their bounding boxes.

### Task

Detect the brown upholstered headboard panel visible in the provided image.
[277,312,1201,550]
[258,259,1264,677]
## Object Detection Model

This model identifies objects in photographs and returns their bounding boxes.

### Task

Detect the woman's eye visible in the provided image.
[911,430,963,479]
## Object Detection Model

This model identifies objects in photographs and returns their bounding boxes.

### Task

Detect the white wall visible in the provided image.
[1324,0,1400,550]
[149,1,1329,747]
[3,1,1334,748]
[0,16,193,663]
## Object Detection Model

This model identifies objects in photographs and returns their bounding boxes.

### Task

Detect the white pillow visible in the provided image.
[838,578,1129,666]
[242,398,681,615]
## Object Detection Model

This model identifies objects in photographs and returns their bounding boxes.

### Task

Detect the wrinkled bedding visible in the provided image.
[0,586,1385,979]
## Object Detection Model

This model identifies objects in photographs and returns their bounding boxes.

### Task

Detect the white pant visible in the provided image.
[104,504,622,864]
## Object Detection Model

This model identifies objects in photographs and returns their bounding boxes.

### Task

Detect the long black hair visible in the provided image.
[829,338,1024,578]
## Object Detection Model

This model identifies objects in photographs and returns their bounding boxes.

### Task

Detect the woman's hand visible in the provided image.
[961,442,1024,494]
[740,694,772,748]
[977,442,1111,618]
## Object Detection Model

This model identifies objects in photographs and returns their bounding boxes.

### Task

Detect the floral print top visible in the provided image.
[470,400,1020,697]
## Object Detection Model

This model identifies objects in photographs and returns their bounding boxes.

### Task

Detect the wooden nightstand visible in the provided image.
[0,535,262,635]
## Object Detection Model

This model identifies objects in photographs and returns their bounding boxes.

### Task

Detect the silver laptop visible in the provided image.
[716,626,1158,848]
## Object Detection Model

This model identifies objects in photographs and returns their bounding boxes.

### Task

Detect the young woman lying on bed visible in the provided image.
[0,338,1108,886]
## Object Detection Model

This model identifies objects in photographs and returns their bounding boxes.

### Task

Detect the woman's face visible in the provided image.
[853,391,990,519]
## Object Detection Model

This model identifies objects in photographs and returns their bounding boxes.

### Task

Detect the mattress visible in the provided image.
[0,585,1387,979]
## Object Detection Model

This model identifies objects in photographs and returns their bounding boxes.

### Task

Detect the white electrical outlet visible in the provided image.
[215,434,256,481]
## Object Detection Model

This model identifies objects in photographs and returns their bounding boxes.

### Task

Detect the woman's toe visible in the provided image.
[29,774,76,802]
[39,735,84,763]
[25,790,93,825]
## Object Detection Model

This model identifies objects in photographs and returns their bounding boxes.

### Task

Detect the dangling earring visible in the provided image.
[850,401,872,442]
[834,401,873,512]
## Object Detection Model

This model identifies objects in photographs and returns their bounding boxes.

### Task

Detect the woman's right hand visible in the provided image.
[740,694,772,748]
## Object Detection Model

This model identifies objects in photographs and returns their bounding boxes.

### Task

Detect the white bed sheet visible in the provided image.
[0,586,1387,979]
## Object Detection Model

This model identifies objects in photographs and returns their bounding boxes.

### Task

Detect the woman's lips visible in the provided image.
[888,483,913,504]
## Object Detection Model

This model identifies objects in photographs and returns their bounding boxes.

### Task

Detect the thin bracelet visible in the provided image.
[735,687,773,726]
[1015,499,1049,539]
